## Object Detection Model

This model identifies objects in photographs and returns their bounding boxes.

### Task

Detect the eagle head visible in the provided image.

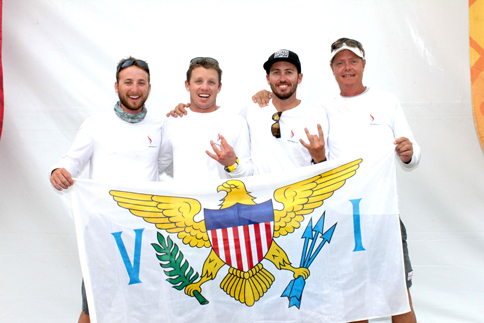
[217,180,246,193]
[217,180,255,208]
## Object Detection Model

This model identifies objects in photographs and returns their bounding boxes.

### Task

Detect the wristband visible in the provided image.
[224,158,239,173]
[311,157,326,164]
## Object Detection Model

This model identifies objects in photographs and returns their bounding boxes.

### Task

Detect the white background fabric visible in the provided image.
[0,1,483,322]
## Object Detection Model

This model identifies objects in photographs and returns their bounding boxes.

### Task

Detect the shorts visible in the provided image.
[81,280,89,315]
[400,219,413,288]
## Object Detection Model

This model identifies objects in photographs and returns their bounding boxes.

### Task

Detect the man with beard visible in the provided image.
[50,57,162,323]
[242,49,328,174]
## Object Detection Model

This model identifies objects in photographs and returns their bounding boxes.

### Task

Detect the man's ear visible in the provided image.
[185,80,190,91]
[114,82,119,93]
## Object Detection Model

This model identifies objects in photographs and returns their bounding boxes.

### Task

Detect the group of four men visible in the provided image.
[50,38,420,323]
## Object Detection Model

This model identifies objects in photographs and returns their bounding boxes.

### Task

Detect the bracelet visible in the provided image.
[224,158,239,173]
[311,158,326,164]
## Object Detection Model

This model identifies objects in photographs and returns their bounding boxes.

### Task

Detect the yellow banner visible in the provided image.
[470,0,484,151]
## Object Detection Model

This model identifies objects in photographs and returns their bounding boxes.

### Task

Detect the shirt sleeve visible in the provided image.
[227,115,253,178]
[49,118,94,178]
[158,118,174,176]
[316,104,330,161]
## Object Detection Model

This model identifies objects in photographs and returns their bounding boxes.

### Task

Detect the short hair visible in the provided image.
[186,57,222,85]
[116,56,150,83]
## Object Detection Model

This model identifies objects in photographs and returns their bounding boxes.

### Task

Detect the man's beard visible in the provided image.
[270,82,297,100]
[119,94,148,112]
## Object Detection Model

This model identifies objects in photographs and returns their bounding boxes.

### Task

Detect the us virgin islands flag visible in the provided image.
[71,143,410,323]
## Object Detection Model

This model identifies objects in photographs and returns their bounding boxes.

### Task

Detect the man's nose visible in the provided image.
[201,81,209,90]
[131,83,141,93]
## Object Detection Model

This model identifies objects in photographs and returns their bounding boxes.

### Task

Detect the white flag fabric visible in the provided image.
[71,143,409,323]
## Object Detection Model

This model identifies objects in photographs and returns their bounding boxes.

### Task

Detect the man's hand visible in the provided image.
[394,137,413,164]
[251,90,273,107]
[206,134,237,167]
[300,124,326,163]
[50,168,74,191]
[166,103,191,118]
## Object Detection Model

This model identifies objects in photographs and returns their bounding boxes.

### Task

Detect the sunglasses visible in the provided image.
[117,59,149,75]
[330,38,362,52]
[190,57,219,64]
[271,112,282,138]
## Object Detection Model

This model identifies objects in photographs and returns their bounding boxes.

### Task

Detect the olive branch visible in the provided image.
[151,232,208,305]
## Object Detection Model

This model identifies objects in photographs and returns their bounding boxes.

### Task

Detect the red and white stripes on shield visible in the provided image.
[210,222,274,272]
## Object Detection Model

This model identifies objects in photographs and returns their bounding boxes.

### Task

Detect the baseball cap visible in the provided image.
[263,49,301,74]
[330,40,365,63]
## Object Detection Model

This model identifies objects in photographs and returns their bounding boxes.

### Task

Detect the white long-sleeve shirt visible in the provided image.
[241,101,329,175]
[50,110,163,182]
[325,87,421,169]
[158,108,253,182]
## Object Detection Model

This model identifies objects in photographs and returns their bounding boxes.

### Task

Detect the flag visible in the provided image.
[71,143,409,323]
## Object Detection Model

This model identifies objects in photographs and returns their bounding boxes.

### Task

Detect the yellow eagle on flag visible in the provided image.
[110,159,362,306]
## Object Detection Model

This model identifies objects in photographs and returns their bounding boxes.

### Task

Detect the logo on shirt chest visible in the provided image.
[369,113,380,126]
[148,134,158,148]
[287,128,299,144]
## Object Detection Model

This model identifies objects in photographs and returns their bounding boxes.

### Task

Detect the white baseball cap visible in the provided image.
[330,43,365,63]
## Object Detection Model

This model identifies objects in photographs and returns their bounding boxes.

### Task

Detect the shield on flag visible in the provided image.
[204,200,275,271]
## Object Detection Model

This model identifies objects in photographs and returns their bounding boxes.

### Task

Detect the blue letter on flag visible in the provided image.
[111,228,144,285]
[350,199,365,252]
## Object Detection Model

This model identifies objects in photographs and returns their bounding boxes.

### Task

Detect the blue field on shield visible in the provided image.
[204,200,274,230]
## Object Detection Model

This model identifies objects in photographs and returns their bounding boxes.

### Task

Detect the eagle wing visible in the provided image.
[273,159,362,237]
[109,190,210,248]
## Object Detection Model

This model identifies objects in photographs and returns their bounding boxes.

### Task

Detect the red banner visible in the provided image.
[0,0,4,139]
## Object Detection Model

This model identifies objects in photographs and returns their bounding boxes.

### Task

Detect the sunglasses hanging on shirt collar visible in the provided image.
[271,111,282,138]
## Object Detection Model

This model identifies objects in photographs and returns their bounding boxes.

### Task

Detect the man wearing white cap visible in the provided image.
[328,37,419,323]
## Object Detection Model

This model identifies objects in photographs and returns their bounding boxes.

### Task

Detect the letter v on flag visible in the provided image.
[111,228,144,285]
